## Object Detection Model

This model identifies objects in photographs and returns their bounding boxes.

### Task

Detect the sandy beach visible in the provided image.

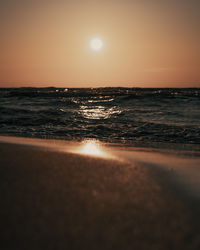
[0,136,200,250]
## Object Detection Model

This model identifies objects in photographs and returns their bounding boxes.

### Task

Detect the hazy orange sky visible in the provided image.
[0,0,200,88]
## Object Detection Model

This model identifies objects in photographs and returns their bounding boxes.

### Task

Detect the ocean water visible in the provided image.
[0,87,200,149]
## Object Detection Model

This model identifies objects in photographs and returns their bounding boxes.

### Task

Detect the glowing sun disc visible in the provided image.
[90,38,103,51]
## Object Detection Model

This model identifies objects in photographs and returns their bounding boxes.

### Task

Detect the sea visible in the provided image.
[0,87,200,150]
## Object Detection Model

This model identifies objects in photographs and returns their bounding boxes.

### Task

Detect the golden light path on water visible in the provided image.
[73,98,121,157]
[79,105,121,120]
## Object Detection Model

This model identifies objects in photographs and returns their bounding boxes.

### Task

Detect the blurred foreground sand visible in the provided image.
[0,137,200,250]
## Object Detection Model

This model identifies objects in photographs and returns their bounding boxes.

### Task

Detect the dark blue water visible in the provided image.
[0,87,200,148]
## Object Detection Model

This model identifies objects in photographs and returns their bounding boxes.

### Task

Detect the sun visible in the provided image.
[90,37,103,51]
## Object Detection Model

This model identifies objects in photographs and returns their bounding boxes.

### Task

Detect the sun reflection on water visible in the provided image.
[79,105,121,120]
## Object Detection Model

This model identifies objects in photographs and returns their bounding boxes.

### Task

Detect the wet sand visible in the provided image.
[0,138,200,249]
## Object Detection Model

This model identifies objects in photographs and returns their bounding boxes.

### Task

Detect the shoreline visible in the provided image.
[1,133,199,153]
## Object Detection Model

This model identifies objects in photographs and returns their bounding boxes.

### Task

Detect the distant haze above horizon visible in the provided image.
[0,0,200,88]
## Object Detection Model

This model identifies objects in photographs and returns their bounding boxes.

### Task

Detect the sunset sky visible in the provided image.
[0,0,200,88]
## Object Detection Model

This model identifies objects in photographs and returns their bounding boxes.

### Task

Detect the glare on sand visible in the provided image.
[76,140,108,158]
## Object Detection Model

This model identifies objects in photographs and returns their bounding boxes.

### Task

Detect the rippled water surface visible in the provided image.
[0,87,200,148]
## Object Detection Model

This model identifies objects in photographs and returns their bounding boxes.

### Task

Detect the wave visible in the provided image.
[0,87,200,147]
